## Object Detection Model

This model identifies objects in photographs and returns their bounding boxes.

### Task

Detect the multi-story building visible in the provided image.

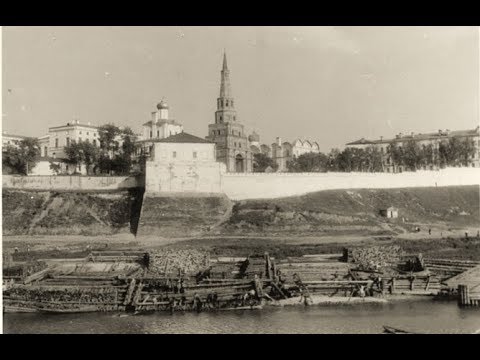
[250,133,320,172]
[48,119,100,160]
[206,53,252,173]
[2,132,29,148]
[346,127,480,172]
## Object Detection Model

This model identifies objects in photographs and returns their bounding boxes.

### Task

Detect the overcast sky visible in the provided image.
[2,26,479,151]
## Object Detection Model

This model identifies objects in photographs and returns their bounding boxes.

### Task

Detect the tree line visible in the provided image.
[2,124,141,176]
[254,137,477,173]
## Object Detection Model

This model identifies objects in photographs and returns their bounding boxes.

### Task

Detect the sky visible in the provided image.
[2,26,479,151]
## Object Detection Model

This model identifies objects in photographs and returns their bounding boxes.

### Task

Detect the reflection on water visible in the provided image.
[4,299,480,334]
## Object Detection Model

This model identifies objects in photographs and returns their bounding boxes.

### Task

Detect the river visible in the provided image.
[3,299,480,334]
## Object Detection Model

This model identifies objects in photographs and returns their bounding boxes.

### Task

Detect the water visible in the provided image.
[3,299,480,334]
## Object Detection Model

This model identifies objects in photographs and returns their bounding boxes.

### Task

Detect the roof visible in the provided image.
[2,133,29,139]
[49,123,99,131]
[138,132,214,144]
[346,138,376,146]
[142,119,182,127]
[347,127,480,146]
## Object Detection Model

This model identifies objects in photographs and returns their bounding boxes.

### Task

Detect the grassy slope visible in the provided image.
[2,190,135,236]
[223,186,479,236]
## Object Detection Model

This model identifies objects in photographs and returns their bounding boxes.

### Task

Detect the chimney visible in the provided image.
[276,137,282,146]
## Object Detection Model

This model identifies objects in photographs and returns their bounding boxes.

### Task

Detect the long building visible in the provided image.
[346,127,480,172]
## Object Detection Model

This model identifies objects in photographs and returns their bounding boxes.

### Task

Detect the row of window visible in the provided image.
[218,115,237,122]
[171,151,197,159]
[56,138,98,147]
[218,99,234,108]
[62,131,97,137]
[149,130,177,138]
[211,129,242,136]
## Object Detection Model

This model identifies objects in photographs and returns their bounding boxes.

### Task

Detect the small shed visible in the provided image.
[380,206,399,218]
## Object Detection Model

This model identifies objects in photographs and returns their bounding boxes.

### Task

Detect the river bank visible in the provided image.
[4,299,479,334]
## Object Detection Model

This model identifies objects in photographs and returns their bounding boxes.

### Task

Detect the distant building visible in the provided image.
[2,132,28,148]
[252,135,320,172]
[346,127,480,172]
[206,52,253,173]
[380,207,399,219]
[48,120,100,161]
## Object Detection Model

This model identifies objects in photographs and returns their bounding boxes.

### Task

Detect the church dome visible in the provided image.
[248,132,260,142]
[157,100,169,110]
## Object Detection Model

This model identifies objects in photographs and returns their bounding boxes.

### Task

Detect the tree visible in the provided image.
[403,140,421,171]
[2,138,40,175]
[458,138,476,166]
[253,153,278,172]
[288,152,329,172]
[364,146,384,172]
[64,141,99,175]
[98,123,120,155]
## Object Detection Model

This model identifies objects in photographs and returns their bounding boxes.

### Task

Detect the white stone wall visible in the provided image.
[3,175,144,191]
[221,167,480,200]
[145,161,226,194]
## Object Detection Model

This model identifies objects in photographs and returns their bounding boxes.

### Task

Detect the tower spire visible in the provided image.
[222,50,228,71]
[219,52,232,98]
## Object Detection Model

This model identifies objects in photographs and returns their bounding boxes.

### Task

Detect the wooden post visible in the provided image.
[458,285,469,306]
[265,252,272,279]
[391,278,396,294]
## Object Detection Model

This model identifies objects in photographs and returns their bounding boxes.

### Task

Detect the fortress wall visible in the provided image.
[221,167,480,200]
[2,175,144,191]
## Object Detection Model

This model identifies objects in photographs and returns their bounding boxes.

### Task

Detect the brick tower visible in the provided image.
[206,52,252,173]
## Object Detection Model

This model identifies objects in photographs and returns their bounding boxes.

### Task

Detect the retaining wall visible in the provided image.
[221,167,480,200]
[2,175,145,191]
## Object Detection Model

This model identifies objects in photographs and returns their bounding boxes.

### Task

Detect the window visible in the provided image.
[226,100,229,106]
[233,116,236,121]
[169,131,172,136]
[66,138,70,146]
[44,146,48,157]
[79,131,82,135]
[94,133,96,137]
[87,132,89,135]
[234,142,237,147]
[193,151,197,158]
[150,131,152,138]
[55,138,59,147]
[218,130,221,135]
[219,116,222,122]
[86,138,90,143]
[232,100,234,107]
[239,143,242,148]
[173,151,177,158]
[93,139,97,146]
[157,130,160,137]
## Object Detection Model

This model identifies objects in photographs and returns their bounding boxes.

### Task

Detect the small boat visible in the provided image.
[383,325,415,334]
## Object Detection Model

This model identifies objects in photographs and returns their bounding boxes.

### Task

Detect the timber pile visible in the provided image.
[3,260,48,280]
[148,249,210,276]
[424,258,480,279]
[276,256,350,282]
[344,246,405,271]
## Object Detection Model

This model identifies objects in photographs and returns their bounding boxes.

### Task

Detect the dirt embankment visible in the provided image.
[221,186,480,237]
[137,194,233,237]
[2,189,144,236]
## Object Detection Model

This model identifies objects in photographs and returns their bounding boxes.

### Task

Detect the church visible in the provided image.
[206,53,253,173]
